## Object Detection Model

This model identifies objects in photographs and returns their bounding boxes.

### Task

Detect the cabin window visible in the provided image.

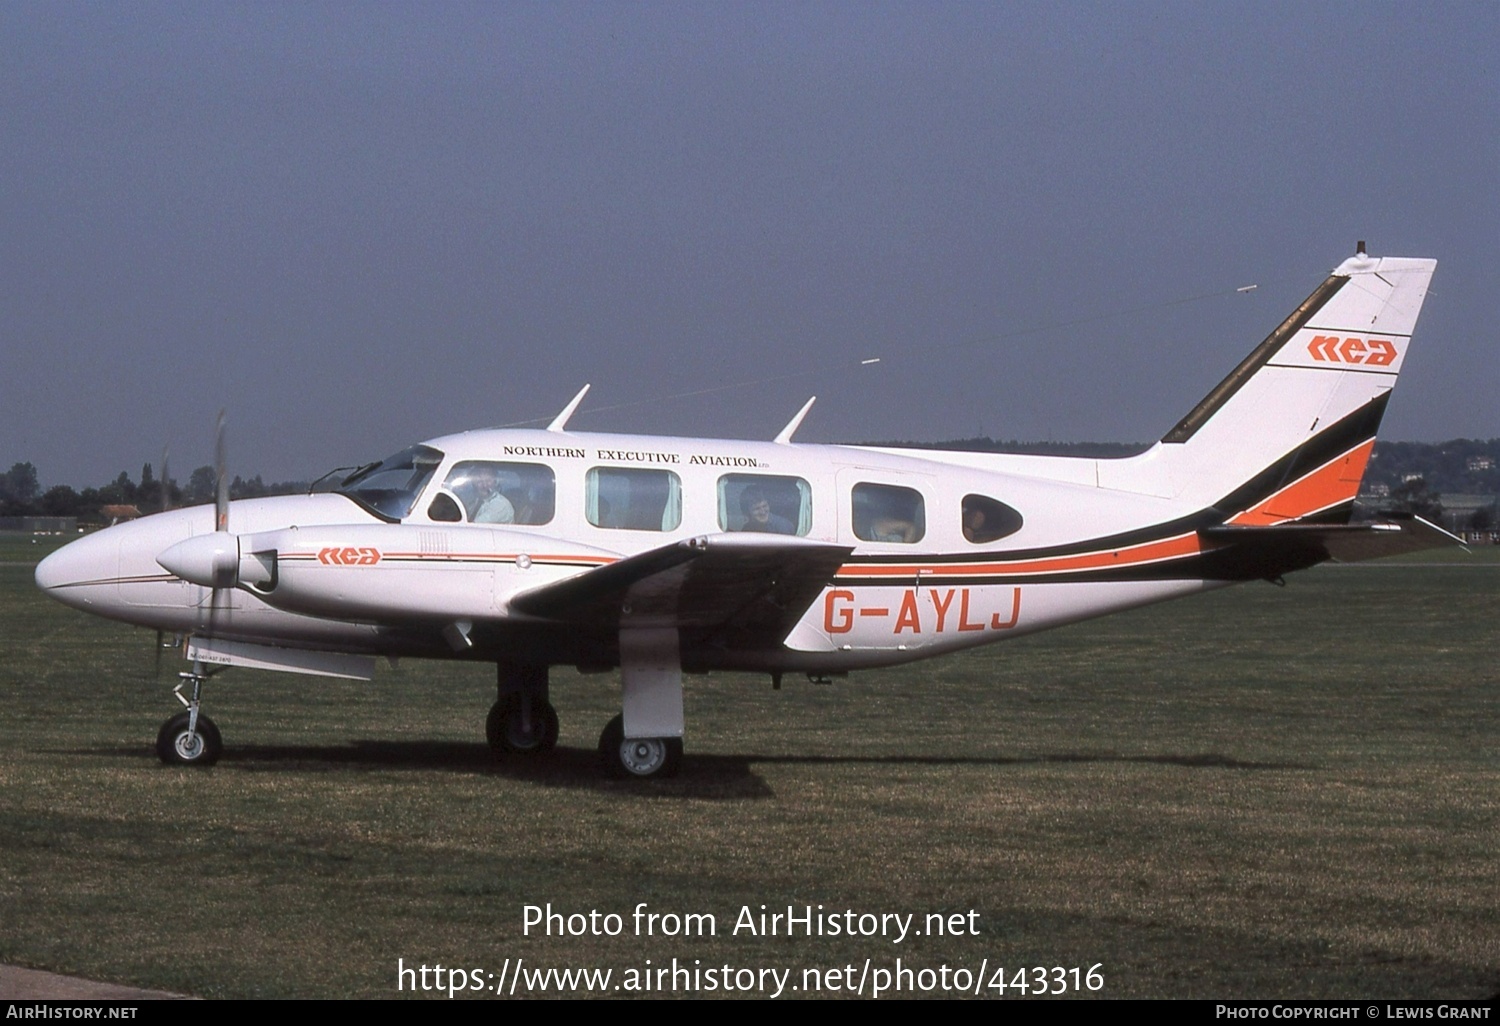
[441,461,556,525]
[717,474,811,536]
[586,467,682,531]
[337,444,444,522]
[851,483,925,543]
[961,494,1024,544]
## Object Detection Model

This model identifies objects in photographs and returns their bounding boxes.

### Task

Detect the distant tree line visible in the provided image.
[1359,439,1500,495]
[0,462,310,523]
[864,436,1151,459]
[1352,440,1500,531]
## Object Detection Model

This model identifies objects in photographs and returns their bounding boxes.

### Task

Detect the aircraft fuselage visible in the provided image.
[36,432,1212,672]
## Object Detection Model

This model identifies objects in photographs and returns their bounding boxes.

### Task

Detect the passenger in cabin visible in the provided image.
[515,486,553,526]
[737,486,795,534]
[869,513,918,543]
[467,466,515,524]
[852,482,922,543]
[960,493,1022,544]
[962,500,986,543]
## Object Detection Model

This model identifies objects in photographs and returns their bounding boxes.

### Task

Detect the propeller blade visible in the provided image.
[214,409,229,532]
[202,410,231,637]
[160,446,172,514]
[207,573,232,640]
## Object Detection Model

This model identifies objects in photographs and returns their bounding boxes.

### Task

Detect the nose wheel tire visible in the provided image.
[598,714,682,779]
[156,711,222,767]
[486,697,559,756]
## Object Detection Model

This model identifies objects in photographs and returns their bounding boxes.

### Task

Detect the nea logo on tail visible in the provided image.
[1307,335,1398,366]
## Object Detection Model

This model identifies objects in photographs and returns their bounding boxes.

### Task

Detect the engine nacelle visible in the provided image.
[215,524,619,623]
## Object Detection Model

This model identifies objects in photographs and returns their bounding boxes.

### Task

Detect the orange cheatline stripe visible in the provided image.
[835,531,1208,579]
[383,552,615,563]
[284,551,616,565]
[1228,439,1375,526]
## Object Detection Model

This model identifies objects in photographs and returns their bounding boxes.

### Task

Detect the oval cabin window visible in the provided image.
[961,494,1023,544]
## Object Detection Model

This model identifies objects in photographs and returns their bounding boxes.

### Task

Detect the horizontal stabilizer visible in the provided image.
[510,533,853,646]
[1201,513,1465,575]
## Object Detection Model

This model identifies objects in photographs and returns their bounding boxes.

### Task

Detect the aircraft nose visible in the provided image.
[35,531,118,607]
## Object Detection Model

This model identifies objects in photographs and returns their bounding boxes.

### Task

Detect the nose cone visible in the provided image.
[35,530,119,609]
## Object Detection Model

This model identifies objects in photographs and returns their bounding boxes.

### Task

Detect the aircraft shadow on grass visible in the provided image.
[50,743,1312,800]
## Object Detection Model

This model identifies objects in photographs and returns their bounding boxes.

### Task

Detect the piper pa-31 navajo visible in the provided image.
[36,249,1457,778]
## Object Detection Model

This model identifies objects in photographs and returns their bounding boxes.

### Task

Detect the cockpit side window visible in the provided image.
[441,461,556,525]
[851,483,925,543]
[426,492,463,523]
[961,494,1024,544]
[718,474,811,536]
[337,445,445,522]
[586,467,681,531]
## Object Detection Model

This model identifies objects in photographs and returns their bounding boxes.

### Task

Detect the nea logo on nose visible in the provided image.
[318,546,381,566]
[1307,335,1398,366]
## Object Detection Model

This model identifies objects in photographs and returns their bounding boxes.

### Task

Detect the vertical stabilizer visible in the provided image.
[1143,253,1436,522]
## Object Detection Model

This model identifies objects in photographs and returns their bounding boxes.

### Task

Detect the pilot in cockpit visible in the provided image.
[466,466,515,524]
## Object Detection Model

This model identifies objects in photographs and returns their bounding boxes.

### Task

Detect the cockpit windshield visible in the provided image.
[336,445,444,521]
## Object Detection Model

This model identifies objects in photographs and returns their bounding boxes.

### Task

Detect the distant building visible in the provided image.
[1438,494,1498,535]
[0,516,78,533]
[99,504,143,524]
[1468,456,1495,472]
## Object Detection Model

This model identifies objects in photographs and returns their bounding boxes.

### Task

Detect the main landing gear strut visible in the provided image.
[597,715,682,778]
[484,635,687,779]
[486,663,559,757]
[597,627,685,779]
[156,661,223,767]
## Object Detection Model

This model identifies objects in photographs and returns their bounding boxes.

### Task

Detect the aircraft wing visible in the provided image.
[1200,513,1465,575]
[509,533,854,647]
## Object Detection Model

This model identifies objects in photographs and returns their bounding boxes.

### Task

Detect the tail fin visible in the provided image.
[1145,252,1436,523]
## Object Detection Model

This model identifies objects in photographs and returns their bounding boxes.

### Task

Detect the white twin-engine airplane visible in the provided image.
[36,250,1457,778]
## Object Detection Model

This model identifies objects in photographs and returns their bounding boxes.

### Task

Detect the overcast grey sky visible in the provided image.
[3,2,1496,488]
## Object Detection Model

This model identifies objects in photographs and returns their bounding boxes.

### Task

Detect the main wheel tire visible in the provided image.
[597,714,683,779]
[156,711,222,767]
[486,697,559,756]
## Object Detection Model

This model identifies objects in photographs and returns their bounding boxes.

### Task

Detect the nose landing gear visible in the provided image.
[156,663,222,766]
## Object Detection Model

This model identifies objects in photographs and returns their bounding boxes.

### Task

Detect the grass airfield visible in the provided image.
[1,534,1496,999]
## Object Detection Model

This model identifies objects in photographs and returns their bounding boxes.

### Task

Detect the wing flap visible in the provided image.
[509,533,853,647]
